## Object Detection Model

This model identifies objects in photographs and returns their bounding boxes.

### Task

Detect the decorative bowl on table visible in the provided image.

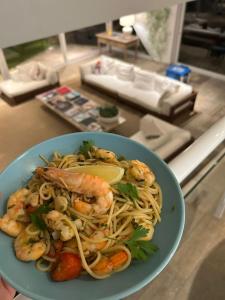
[0,132,185,300]
[98,105,119,124]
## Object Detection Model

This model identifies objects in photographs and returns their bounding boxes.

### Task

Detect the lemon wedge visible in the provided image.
[66,165,124,184]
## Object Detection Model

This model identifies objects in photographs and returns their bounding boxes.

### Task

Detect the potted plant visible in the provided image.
[99,105,119,124]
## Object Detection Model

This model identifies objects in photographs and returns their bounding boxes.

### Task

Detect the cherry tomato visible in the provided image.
[51,252,82,281]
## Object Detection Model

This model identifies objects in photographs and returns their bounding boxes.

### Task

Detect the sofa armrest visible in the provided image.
[46,69,59,85]
[160,88,196,116]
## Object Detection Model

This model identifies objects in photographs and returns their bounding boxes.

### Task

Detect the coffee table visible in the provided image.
[36,86,126,132]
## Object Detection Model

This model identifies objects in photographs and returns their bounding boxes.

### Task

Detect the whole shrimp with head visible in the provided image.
[36,167,113,215]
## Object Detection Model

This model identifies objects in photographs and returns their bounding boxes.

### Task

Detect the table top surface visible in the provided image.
[36,86,126,132]
[96,32,139,44]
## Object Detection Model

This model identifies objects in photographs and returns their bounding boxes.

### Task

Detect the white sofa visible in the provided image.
[130,114,192,161]
[80,56,197,120]
[0,61,59,105]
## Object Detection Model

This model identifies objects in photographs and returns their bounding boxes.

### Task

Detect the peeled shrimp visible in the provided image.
[93,147,117,163]
[0,215,25,237]
[14,229,46,261]
[128,160,155,186]
[0,188,29,237]
[92,250,128,276]
[7,188,29,222]
[82,230,108,252]
[36,167,113,214]
[45,210,74,241]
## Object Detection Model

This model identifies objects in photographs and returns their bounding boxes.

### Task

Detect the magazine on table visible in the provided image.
[36,86,103,131]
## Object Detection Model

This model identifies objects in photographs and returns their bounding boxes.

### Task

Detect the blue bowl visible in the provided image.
[0,132,185,300]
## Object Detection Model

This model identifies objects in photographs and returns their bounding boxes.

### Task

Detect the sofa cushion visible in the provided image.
[12,62,48,82]
[84,74,130,93]
[118,85,162,112]
[92,56,117,76]
[133,68,155,90]
[116,62,134,81]
[0,79,49,98]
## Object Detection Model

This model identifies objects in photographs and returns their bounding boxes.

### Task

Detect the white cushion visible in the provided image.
[84,74,130,93]
[91,56,117,76]
[116,62,134,81]
[118,85,162,112]
[0,79,49,98]
[12,62,47,82]
[100,56,117,75]
[133,68,155,90]
[140,115,165,137]
[130,115,191,160]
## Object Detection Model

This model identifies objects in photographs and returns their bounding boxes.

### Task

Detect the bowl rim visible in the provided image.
[0,132,185,300]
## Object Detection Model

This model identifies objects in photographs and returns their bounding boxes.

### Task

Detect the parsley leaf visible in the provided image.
[36,204,52,214]
[117,183,139,202]
[78,140,94,158]
[30,204,52,230]
[30,213,46,230]
[125,226,158,261]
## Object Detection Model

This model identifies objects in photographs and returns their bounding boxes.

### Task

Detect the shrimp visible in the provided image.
[7,188,29,222]
[92,250,128,276]
[45,210,74,241]
[0,188,29,237]
[73,198,92,215]
[0,214,25,237]
[134,219,154,241]
[127,160,155,186]
[14,229,46,261]
[36,167,113,214]
[93,147,117,163]
[82,230,108,252]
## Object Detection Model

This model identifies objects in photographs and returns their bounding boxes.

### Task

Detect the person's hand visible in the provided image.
[0,277,16,300]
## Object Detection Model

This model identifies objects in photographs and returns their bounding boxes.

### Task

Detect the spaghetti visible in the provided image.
[0,141,162,281]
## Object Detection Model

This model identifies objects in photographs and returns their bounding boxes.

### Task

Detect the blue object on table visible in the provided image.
[166,64,191,83]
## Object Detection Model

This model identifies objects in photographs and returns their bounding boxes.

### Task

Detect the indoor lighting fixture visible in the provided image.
[119,14,135,35]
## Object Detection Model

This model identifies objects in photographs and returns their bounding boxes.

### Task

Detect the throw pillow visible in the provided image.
[116,62,134,81]
[133,69,155,90]
[101,56,116,75]
[92,60,102,74]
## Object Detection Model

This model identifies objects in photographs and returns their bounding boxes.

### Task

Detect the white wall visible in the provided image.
[0,0,192,48]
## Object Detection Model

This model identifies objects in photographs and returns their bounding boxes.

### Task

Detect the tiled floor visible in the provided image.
[1,49,225,300]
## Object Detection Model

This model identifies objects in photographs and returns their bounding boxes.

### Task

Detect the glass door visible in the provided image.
[178,0,225,75]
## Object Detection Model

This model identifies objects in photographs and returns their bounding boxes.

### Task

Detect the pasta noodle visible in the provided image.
[0,142,162,281]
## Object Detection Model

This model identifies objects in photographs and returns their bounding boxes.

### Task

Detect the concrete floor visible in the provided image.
[1,50,225,300]
[179,44,225,76]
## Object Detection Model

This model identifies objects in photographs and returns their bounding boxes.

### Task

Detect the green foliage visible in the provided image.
[78,140,95,158]
[30,204,52,230]
[125,226,158,260]
[99,105,119,118]
[117,183,139,202]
